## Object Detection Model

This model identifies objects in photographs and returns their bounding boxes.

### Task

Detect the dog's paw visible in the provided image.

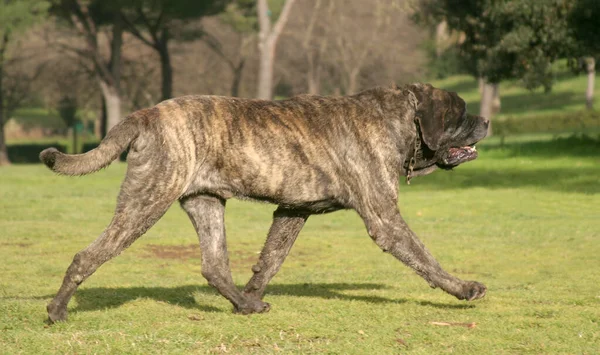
[234,299,271,315]
[458,281,487,301]
[47,302,68,324]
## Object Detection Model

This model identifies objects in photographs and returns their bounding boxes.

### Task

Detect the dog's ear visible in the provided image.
[408,84,463,151]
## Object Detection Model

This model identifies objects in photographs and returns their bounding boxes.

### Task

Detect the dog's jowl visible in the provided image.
[40,83,489,323]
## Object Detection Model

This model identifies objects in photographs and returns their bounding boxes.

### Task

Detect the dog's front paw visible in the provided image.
[458,281,487,301]
[47,302,68,324]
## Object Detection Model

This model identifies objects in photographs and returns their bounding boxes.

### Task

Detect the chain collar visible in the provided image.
[405,89,421,185]
[405,117,423,185]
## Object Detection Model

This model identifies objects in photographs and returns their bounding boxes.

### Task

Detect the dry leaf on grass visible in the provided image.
[430,321,476,328]
[396,338,408,347]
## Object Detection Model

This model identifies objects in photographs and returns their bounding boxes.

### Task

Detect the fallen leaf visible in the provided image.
[215,343,228,353]
[396,338,408,347]
[430,321,476,328]
[188,314,203,321]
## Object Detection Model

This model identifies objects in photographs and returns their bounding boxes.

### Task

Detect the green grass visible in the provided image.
[430,62,600,119]
[1,137,599,353]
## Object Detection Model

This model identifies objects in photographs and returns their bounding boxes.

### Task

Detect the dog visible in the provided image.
[40,83,489,323]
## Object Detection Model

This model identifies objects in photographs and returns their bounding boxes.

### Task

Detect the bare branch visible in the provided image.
[137,7,160,46]
[302,0,322,49]
[67,1,97,48]
[0,32,10,64]
[151,9,165,36]
[270,0,296,41]
[122,14,155,48]
[201,31,236,70]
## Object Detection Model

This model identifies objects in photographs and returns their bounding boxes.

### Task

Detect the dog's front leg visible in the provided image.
[243,207,309,301]
[358,202,486,301]
[181,195,270,314]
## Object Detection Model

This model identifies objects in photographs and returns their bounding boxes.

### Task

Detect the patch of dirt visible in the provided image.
[143,244,200,260]
[229,250,261,270]
[141,243,319,272]
[142,244,259,269]
[0,242,33,248]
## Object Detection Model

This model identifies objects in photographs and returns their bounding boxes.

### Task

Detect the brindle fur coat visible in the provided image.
[40,83,489,323]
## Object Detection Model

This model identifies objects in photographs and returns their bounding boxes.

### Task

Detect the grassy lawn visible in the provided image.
[1,136,599,353]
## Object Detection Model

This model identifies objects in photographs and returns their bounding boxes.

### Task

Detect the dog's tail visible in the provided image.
[40,116,140,176]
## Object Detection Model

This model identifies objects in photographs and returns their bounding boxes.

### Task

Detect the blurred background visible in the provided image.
[0,0,599,165]
[1,3,599,351]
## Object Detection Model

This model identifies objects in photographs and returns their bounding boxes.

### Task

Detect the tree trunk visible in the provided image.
[478,77,485,94]
[307,72,320,95]
[256,0,296,100]
[257,38,275,99]
[0,119,9,166]
[0,33,9,165]
[97,14,124,139]
[480,80,495,136]
[584,57,595,110]
[435,20,448,57]
[231,59,245,97]
[307,55,321,95]
[491,84,501,114]
[110,13,123,94]
[98,94,107,138]
[99,81,122,133]
[157,33,173,101]
[347,68,360,95]
[72,127,78,154]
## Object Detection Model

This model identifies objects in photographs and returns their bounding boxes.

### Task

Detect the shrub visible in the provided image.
[7,143,67,163]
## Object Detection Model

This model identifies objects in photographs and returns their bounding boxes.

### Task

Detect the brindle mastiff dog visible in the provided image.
[40,83,489,323]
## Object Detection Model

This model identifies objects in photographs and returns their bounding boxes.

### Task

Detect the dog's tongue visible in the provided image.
[443,146,478,165]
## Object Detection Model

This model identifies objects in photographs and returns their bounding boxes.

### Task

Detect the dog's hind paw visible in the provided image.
[47,302,68,324]
[234,299,271,315]
[459,281,487,301]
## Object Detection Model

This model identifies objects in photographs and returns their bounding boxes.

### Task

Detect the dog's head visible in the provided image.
[406,83,489,171]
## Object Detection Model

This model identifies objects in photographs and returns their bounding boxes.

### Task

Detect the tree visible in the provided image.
[329,0,404,95]
[58,95,79,153]
[0,0,50,166]
[52,0,125,135]
[413,0,574,135]
[121,0,230,101]
[568,0,600,110]
[296,0,334,95]
[256,0,296,99]
[202,0,257,97]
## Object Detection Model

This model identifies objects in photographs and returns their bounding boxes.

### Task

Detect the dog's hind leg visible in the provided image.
[180,194,271,314]
[243,208,309,301]
[47,165,185,323]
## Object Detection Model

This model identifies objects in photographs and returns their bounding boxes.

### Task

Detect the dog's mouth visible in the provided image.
[439,145,478,167]
[406,142,479,178]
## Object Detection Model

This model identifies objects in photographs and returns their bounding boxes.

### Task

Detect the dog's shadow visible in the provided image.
[66,283,474,314]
